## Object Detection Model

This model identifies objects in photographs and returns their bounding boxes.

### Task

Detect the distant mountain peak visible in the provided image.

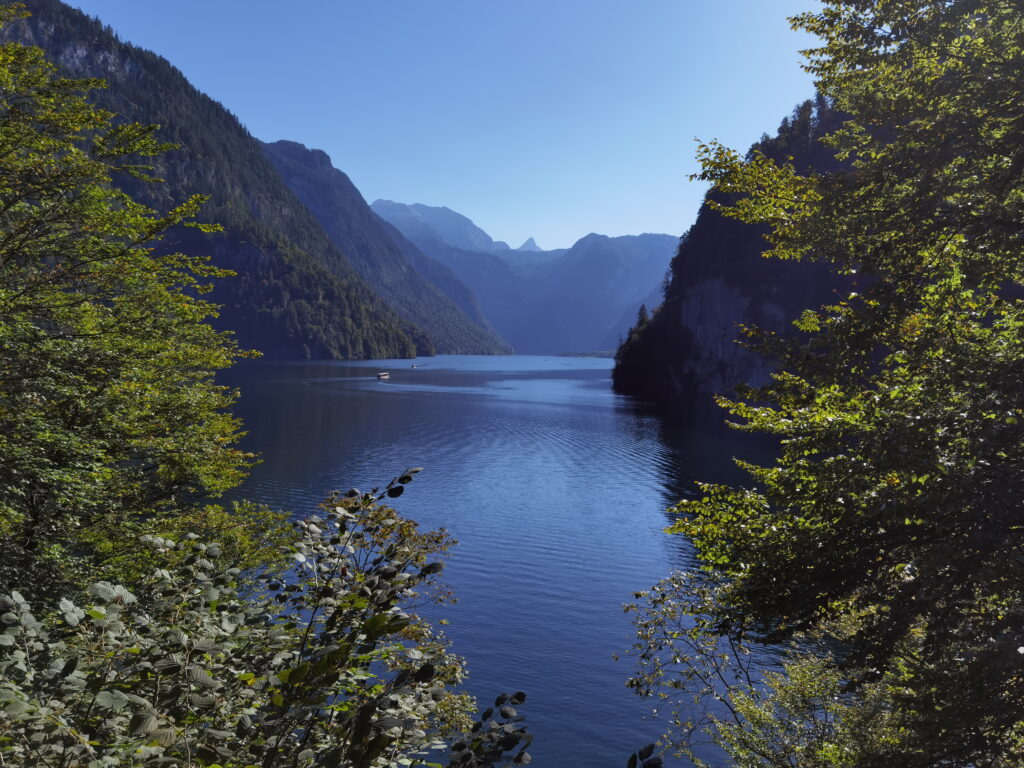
[371,200,506,254]
[267,139,334,169]
[517,237,541,251]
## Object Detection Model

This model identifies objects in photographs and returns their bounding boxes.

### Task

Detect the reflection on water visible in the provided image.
[219,356,759,767]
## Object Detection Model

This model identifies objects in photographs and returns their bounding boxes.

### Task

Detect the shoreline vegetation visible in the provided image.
[1,0,1022,766]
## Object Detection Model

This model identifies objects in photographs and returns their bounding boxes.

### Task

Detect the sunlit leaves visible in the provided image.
[0,482,531,768]
[0,8,262,600]
[692,142,822,261]
[632,0,1024,764]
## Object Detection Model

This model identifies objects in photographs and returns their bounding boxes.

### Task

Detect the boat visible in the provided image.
[376,371,390,380]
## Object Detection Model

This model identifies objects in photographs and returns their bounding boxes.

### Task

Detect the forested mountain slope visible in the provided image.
[374,201,675,354]
[612,98,845,407]
[5,0,430,358]
[261,141,511,354]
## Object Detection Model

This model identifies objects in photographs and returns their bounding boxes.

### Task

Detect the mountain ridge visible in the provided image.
[5,0,435,359]
[371,200,512,254]
[373,200,676,354]
[261,140,511,354]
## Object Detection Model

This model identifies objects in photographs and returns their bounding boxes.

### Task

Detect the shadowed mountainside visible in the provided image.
[6,0,435,359]
[261,141,511,354]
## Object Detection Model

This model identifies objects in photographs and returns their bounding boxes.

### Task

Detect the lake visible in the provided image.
[221,355,751,767]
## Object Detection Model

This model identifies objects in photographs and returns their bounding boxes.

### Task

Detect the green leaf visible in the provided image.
[94,690,128,711]
[129,713,159,737]
[186,666,219,690]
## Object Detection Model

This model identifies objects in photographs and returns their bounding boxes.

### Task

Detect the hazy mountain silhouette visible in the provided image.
[371,201,511,254]
[373,201,674,354]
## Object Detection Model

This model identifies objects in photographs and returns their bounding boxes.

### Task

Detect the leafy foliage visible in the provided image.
[0,4,285,601]
[628,0,1024,765]
[626,572,909,767]
[0,476,533,768]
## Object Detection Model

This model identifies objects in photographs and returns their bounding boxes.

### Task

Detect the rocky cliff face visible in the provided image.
[613,98,846,410]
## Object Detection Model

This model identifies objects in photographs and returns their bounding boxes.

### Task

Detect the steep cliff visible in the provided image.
[613,98,845,407]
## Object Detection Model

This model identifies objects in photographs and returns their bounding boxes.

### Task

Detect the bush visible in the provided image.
[0,475,532,768]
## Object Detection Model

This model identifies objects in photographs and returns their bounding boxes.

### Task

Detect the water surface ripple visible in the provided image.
[221,356,739,767]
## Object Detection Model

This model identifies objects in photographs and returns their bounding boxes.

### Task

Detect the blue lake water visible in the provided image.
[221,355,752,767]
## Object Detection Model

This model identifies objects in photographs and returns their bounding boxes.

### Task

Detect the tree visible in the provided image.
[0,5,274,599]
[628,1,1024,765]
[0,476,533,768]
[0,12,533,766]
[636,304,650,329]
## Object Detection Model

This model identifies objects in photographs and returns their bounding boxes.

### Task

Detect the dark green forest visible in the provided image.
[1,0,505,359]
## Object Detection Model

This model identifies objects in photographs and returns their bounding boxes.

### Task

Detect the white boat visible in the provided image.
[376,371,390,380]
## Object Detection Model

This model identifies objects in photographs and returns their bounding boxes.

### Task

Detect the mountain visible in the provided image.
[600,283,665,352]
[612,97,846,408]
[371,201,510,254]
[260,141,511,354]
[382,221,501,339]
[521,233,676,353]
[381,235,533,350]
[517,237,541,251]
[5,0,434,359]
[373,200,675,355]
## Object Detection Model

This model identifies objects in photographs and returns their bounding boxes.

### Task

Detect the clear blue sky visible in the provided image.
[70,1,819,250]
